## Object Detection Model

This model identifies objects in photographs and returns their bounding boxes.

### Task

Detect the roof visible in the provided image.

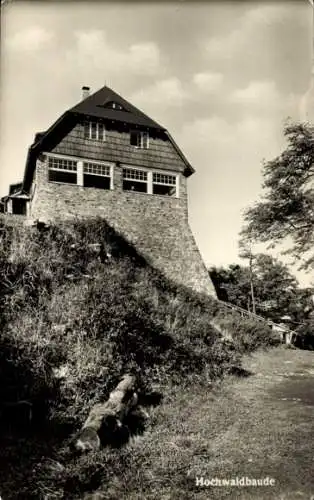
[70,86,165,130]
[1,182,30,202]
[22,85,194,191]
[9,182,23,195]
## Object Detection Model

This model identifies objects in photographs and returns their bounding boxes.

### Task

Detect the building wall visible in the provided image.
[0,213,26,227]
[30,155,216,297]
[51,122,186,173]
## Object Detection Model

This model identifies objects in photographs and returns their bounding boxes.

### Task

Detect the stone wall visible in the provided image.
[0,213,26,227]
[29,155,216,297]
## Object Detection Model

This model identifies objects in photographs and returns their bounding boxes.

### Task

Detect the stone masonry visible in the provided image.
[29,155,216,296]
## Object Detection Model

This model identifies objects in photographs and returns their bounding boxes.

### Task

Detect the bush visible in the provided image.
[214,310,280,353]
[0,217,279,498]
[294,319,314,350]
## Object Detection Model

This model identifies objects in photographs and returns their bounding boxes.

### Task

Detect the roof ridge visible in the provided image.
[69,85,165,130]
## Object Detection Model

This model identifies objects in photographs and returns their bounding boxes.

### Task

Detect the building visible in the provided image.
[1,85,216,296]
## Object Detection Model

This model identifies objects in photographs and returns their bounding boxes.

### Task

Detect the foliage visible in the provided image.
[214,310,280,353]
[294,316,314,350]
[0,217,278,498]
[209,253,311,323]
[209,263,252,308]
[241,123,314,271]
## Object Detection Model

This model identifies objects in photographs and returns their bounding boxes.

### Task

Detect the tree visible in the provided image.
[209,254,304,323]
[209,264,252,309]
[251,254,298,322]
[241,123,314,271]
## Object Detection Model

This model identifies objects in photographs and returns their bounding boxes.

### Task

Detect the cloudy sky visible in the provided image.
[0,1,312,284]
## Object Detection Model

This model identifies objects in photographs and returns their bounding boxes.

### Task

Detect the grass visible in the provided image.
[65,347,313,500]
[0,217,281,498]
[26,347,313,500]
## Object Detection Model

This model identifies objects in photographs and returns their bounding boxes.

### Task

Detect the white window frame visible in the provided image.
[130,130,149,149]
[84,121,106,141]
[122,166,149,193]
[121,164,179,198]
[152,172,178,198]
[122,167,148,182]
[46,153,113,189]
[83,161,113,190]
[47,156,78,185]
[48,156,78,172]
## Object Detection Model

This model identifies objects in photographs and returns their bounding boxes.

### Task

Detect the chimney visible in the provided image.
[82,86,90,100]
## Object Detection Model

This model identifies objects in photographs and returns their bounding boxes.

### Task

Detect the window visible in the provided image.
[130,131,149,149]
[83,162,111,190]
[48,157,77,184]
[97,101,125,111]
[112,102,122,110]
[12,199,27,215]
[152,172,177,197]
[84,122,106,141]
[123,168,148,193]
[109,101,123,110]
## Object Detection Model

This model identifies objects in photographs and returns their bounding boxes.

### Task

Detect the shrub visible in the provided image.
[214,310,280,353]
[0,217,279,498]
[294,319,314,350]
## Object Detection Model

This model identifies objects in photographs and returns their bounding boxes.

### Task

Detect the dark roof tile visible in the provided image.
[70,86,164,130]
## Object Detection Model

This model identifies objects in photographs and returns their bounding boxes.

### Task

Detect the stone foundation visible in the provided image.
[27,156,216,297]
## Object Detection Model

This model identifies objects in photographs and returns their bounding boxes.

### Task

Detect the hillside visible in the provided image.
[0,217,279,499]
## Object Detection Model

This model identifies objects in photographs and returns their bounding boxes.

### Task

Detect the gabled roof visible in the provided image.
[9,182,23,195]
[70,86,164,130]
[22,85,194,191]
[1,182,29,202]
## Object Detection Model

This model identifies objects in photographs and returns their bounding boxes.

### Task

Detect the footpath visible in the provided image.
[129,346,314,500]
[190,346,314,499]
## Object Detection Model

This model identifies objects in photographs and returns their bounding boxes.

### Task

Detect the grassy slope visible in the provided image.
[73,348,313,500]
[0,218,280,499]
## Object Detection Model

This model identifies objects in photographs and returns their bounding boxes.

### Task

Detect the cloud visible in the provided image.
[230,79,301,119]
[6,27,55,51]
[179,114,282,177]
[244,4,290,25]
[192,72,223,93]
[231,80,279,105]
[69,30,161,77]
[204,4,290,60]
[131,77,189,111]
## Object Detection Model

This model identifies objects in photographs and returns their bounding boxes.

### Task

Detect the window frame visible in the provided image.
[47,156,78,185]
[84,121,106,141]
[46,153,180,198]
[122,166,149,193]
[130,130,149,149]
[152,172,177,197]
[121,165,180,198]
[46,153,114,189]
[83,161,113,190]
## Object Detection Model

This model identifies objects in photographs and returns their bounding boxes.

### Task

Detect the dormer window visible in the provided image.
[97,101,126,111]
[130,130,149,149]
[110,101,123,110]
[84,122,106,141]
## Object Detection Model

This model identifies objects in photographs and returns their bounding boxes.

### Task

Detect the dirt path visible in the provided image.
[188,346,314,500]
[121,346,314,500]
[65,347,313,500]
